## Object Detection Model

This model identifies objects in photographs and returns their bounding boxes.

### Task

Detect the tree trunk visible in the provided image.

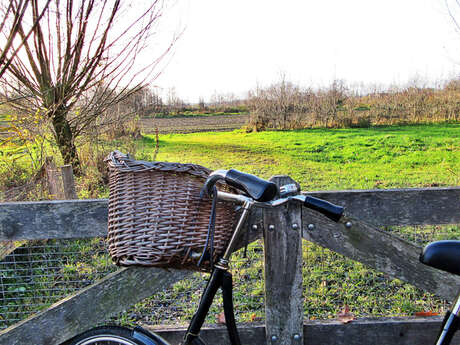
[51,109,81,176]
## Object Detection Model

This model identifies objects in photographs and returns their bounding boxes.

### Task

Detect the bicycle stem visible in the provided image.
[214,190,292,269]
[218,199,254,267]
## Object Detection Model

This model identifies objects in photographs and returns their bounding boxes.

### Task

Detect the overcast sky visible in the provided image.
[153,0,460,103]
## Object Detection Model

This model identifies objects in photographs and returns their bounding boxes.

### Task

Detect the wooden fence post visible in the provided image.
[61,165,77,199]
[45,157,64,199]
[263,176,303,345]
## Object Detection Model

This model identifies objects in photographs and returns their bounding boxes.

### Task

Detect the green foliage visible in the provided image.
[354,104,371,111]
[0,108,49,168]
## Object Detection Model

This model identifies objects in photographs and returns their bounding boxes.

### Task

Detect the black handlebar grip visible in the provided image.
[303,196,344,222]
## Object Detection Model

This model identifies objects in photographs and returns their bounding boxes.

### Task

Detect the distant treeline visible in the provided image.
[246,79,460,130]
[125,87,248,117]
[104,78,460,129]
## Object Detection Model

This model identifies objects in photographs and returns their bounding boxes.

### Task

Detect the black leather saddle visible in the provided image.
[420,241,460,276]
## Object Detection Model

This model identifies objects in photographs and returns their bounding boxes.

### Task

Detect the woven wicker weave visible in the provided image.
[106,151,237,271]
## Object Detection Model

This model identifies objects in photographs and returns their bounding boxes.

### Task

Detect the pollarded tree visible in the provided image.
[1,0,175,174]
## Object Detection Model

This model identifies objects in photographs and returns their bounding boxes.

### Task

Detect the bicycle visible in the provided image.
[63,169,460,345]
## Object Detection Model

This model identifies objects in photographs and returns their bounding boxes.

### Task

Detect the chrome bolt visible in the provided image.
[307,223,315,230]
[268,224,275,231]
[292,223,299,230]
[293,333,301,340]
[345,221,352,229]
[252,224,258,231]
[271,335,278,342]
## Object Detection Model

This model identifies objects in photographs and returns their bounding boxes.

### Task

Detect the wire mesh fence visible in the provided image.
[0,224,458,330]
[0,238,115,329]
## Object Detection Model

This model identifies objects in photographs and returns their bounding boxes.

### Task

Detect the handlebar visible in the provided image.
[203,170,344,222]
[207,171,344,264]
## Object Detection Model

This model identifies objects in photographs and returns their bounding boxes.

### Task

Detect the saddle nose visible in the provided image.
[420,240,460,276]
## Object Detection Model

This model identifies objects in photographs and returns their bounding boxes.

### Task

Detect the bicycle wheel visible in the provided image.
[63,326,169,345]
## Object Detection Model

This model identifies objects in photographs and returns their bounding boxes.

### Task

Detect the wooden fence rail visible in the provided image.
[1,187,458,242]
[0,182,459,345]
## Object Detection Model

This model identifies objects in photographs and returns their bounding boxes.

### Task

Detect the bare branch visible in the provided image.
[446,0,460,33]
[0,0,51,78]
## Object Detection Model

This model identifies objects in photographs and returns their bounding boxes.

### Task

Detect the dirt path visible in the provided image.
[140,114,249,134]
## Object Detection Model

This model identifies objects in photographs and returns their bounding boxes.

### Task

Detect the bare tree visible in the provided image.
[91,84,163,138]
[166,86,185,113]
[0,0,50,79]
[1,0,175,173]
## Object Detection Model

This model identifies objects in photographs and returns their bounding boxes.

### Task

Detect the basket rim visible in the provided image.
[106,150,211,179]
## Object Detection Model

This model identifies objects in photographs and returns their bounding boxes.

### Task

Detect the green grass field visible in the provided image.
[140,123,460,190]
[123,123,460,325]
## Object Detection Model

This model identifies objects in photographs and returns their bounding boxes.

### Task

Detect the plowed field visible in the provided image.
[140,114,249,134]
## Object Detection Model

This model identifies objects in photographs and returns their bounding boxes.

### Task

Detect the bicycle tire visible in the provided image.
[62,326,169,345]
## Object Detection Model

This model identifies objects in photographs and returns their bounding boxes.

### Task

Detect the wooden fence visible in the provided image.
[0,177,459,345]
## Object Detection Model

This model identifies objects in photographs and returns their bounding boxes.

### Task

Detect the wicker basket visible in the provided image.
[105,151,238,271]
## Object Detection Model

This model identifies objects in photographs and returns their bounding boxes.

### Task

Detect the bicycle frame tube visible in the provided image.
[181,193,256,345]
[183,268,225,345]
[434,290,460,345]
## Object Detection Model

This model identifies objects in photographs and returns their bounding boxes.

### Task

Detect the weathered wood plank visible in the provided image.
[264,176,303,345]
[0,199,108,241]
[0,199,259,242]
[150,323,266,345]
[0,267,190,345]
[45,158,65,200]
[302,317,460,345]
[61,165,77,200]
[302,209,460,300]
[149,317,460,345]
[1,187,458,241]
[307,187,460,226]
[234,207,263,249]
